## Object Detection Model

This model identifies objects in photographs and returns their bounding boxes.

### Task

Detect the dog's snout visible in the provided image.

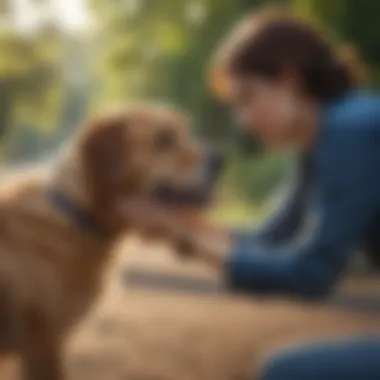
[150,146,226,208]
[205,149,226,183]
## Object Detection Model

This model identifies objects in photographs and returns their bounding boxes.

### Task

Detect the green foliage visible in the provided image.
[292,0,380,87]
[90,0,286,138]
[0,26,64,144]
[5,0,380,204]
[292,0,345,30]
[340,0,380,66]
[89,0,291,202]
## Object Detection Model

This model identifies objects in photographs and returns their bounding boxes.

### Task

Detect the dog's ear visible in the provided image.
[80,115,128,212]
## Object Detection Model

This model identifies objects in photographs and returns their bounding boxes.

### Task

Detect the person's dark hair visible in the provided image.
[210,7,366,101]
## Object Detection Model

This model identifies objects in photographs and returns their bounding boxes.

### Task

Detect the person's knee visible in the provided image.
[258,337,380,380]
[258,347,309,380]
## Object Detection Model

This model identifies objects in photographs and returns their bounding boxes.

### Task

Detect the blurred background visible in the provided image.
[1,2,380,380]
[1,0,380,221]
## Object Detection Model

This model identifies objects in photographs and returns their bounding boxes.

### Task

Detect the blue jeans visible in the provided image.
[259,336,380,380]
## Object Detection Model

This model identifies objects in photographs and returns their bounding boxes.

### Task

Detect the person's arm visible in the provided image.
[232,157,312,248]
[187,143,379,299]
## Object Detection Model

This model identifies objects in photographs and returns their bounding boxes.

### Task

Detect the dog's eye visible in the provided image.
[154,130,176,152]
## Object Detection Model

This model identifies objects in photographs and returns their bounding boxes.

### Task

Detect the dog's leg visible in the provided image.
[0,284,15,353]
[19,306,63,380]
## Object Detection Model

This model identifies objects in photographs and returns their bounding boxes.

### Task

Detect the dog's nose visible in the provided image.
[203,148,226,186]
[234,130,263,156]
[150,148,226,208]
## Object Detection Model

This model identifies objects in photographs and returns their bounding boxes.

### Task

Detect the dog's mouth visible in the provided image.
[151,182,211,208]
[150,149,226,209]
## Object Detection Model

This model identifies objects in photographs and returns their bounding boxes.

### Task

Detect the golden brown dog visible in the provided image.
[0,104,203,380]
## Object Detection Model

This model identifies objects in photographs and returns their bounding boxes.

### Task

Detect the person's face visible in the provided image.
[229,75,306,149]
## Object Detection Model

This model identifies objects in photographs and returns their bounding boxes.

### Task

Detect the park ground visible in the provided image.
[0,237,379,380]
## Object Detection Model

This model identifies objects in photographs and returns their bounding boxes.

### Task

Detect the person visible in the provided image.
[123,7,380,379]
[175,7,380,380]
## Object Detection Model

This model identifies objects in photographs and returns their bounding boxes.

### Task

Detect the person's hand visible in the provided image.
[174,228,231,271]
[120,196,232,271]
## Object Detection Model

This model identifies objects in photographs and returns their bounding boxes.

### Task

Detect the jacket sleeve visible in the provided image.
[226,145,378,299]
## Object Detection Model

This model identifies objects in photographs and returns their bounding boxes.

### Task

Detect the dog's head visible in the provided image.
[76,104,204,226]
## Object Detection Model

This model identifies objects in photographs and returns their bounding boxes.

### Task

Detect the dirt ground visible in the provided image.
[1,238,380,380]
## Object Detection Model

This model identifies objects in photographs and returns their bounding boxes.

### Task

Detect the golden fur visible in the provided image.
[0,104,202,380]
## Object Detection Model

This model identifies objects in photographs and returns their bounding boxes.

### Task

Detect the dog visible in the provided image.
[0,104,206,380]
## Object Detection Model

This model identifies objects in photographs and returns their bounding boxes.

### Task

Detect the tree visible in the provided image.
[292,0,345,29]
[0,25,64,145]
[89,0,290,201]
[90,0,281,136]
